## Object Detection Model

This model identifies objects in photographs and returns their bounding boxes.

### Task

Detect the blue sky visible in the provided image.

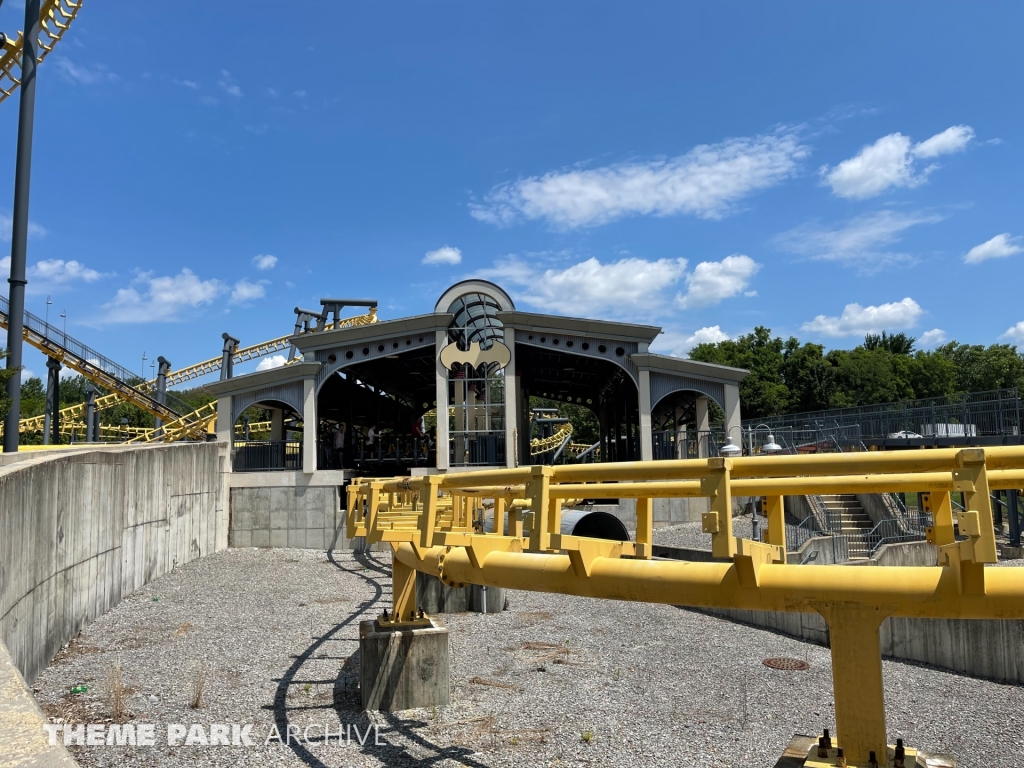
[0,1,1021,383]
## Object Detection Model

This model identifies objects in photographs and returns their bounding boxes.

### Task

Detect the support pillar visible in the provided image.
[695,396,710,458]
[302,377,316,474]
[84,385,97,443]
[503,337,517,468]
[434,330,450,470]
[819,607,889,765]
[42,356,60,445]
[219,333,238,380]
[638,369,653,462]
[154,356,170,431]
[269,407,284,442]
[215,394,233,443]
[724,383,742,446]
[1008,488,1021,548]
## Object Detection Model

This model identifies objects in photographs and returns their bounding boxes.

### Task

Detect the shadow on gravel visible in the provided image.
[271,547,488,768]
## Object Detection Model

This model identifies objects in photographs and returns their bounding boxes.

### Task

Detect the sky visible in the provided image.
[0,1,1021,384]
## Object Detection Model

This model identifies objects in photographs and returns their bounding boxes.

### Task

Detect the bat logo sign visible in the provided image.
[439,340,512,371]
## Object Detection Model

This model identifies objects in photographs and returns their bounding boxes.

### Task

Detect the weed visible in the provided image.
[189,666,207,709]
[509,736,520,746]
[107,664,130,721]
[581,730,594,743]
[614,668,622,680]
[303,683,312,695]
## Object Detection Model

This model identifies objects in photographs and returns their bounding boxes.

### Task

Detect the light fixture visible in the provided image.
[762,434,782,454]
[719,436,741,457]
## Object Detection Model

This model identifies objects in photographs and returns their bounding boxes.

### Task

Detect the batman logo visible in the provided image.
[439,340,511,371]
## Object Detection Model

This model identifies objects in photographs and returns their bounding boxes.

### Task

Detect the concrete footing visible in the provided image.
[415,571,506,614]
[359,618,450,711]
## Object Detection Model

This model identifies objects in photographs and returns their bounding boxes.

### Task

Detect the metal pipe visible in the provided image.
[395,543,1024,621]
[3,0,42,453]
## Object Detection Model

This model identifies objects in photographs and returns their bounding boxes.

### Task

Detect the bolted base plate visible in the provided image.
[774,735,956,768]
[375,613,433,631]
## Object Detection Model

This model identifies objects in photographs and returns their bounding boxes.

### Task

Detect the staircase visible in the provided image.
[818,494,874,559]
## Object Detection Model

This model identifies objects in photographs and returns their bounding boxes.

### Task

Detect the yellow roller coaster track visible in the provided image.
[11,309,378,439]
[0,0,83,104]
[529,423,572,455]
[349,447,1024,765]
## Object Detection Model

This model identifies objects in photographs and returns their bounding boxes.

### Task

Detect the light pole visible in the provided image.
[44,294,51,327]
[60,309,66,339]
[141,351,147,380]
[748,424,783,456]
[3,0,43,453]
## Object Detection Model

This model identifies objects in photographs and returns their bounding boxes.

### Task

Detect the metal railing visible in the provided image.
[745,388,1022,441]
[232,440,302,472]
[450,432,505,466]
[350,436,434,468]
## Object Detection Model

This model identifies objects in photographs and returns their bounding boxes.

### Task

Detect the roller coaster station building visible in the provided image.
[207,279,747,476]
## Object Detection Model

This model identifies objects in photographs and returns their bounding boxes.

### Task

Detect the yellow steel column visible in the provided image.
[391,554,418,621]
[922,491,956,551]
[635,496,653,559]
[418,476,442,549]
[764,495,786,562]
[528,466,553,551]
[820,606,889,765]
[703,458,736,559]
[494,497,506,535]
[958,449,998,563]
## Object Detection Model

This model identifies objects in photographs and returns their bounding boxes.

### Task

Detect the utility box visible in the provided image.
[359,618,450,711]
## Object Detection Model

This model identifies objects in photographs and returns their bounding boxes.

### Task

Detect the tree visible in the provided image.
[0,349,16,421]
[863,331,915,355]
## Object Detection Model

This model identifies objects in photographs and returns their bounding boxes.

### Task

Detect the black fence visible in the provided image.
[232,440,302,472]
[745,388,1022,442]
[450,432,505,466]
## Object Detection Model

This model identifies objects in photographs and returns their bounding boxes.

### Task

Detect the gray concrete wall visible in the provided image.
[687,542,1024,685]
[857,493,894,526]
[229,485,343,550]
[0,443,227,684]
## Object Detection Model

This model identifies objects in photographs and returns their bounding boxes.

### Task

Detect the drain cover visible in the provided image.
[763,657,810,671]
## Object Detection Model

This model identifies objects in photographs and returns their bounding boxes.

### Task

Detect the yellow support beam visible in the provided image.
[350,445,1024,765]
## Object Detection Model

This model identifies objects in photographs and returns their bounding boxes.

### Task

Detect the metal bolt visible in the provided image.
[382,608,389,620]
[836,747,846,767]
[869,750,878,767]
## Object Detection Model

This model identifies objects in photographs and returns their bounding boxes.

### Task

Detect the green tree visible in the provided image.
[0,349,17,421]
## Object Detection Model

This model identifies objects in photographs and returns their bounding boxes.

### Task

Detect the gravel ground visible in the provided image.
[653,518,755,550]
[32,547,1024,768]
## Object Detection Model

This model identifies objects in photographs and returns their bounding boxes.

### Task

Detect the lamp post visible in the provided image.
[3,0,43,453]
[719,425,742,457]
[60,309,66,339]
[141,351,147,380]
[44,294,51,327]
[748,423,783,456]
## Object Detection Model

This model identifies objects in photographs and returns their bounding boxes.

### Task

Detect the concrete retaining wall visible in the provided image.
[0,443,227,684]
[229,485,344,550]
[687,542,1024,684]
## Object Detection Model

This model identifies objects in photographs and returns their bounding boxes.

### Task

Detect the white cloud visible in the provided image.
[912,125,975,159]
[0,213,48,241]
[676,255,760,310]
[964,233,1023,264]
[470,131,809,228]
[22,368,35,380]
[652,325,730,357]
[230,279,266,305]
[773,210,942,273]
[53,57,118,85]
[99,269,224,324]
[252,254,278,270]
[173,79,199,89]
[31,259,104,285]
[801,298,923,338]
[256,354,288,371]
[217,70,242,98]
[423,246,462,266]
[822,125,973,199]
[918,328,947,347]
[293,90,306,98]
[477,255,688,313]
[1000,322,1024,343]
